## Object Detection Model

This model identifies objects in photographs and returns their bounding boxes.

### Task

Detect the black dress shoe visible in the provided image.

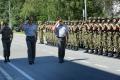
[103,51,108,56]
[98,50,103,55]
[7,59,10,62]
[94,49,98,54]
[84,49,89,53]
[4,60,7,63]
[113,52,119,58]
[32,61,34,64]
[59,61,64,63]
[89,49,94,54]
[29,62,33,65]
[108,52,113,57]
[58,59,64,63]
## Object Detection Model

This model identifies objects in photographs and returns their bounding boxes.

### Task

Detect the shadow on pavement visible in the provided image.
[0,56,120,80]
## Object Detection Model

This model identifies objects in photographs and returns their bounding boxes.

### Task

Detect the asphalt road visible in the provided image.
[0,33,120,80]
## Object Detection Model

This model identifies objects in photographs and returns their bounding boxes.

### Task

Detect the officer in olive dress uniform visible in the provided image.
[0,21,13,63]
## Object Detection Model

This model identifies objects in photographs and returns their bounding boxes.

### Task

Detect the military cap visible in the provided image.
[88,17,92,20]
[92,18,96,23]
[97,17,101,23]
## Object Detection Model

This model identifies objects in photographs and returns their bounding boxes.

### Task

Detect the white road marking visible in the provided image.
[67,57,74,60]
[116,70,120,72]
[81,61,90,64]
[0,66,13,80]
[0,56,34,80]
[94,64,109,69]
[8,63,34,80]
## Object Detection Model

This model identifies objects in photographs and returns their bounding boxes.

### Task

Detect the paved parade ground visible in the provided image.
[0,33,120,80]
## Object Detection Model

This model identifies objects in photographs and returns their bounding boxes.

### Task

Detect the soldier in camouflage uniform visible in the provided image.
[70,21,74,50]
[53,21,58,46]
[45,22,49,44]
[89,19,94,54]
[50,22,54,46]
[93,19,99,54]
[113,18,120,58]
[38,21,46,44]
[102,18,109,56]
[73,21,79,50]
[107,18,114,57]
[83,21,90,53]
[67,21,72,49]
[66,21,71,49]
[117,19,120,58]
[46,22,52,45]
[97,18,104,55]
[78,21,84,48]
[71,21,75,50]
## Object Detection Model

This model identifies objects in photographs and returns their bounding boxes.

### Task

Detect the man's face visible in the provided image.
[97,20,100,23]
[58,20,63,24]
[107,19,110,23]
[113,19,116,23]
[29,16,33,23]
[118,19,120,23]
[102,20,105,23]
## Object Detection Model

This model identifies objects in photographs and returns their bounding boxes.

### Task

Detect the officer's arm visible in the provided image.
[0,30,2,34]
[7,28,13,42]
[10,28,13,39]
[0,27,4,34]
[52,21,59,31]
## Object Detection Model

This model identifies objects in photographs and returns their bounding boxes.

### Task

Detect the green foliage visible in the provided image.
[0,0,119,26]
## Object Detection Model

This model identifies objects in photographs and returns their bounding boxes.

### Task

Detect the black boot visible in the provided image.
[94,49,98,54]
[70,45,72,50]
[59,58,64,63]
[98,49,103,55]
[29,61,33,65]
[113,52,119,58]
[73,46,76,50]
[74,46,79,51]
[103,51,108,56]
[79,44,84,48]
[4,56,7,63]
[89,49,94,54]
[7,57,10,62]
[108,51,113,57]
[84,48,89,53]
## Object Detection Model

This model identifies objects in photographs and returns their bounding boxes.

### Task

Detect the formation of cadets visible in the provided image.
[38,17,120,58]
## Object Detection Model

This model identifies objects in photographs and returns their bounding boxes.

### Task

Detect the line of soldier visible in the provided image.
[38,17,120,58]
